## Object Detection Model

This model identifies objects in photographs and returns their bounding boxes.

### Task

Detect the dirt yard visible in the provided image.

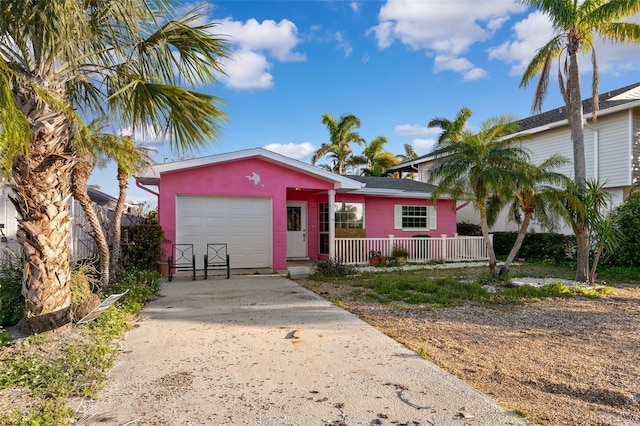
[297,278,640,426]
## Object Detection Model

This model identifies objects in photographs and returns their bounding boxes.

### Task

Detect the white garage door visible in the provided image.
[176,195,272,269]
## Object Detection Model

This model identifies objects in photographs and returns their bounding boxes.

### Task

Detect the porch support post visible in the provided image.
[328,189,336,259]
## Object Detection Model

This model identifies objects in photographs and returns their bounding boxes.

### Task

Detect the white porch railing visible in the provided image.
[335,234,491,265]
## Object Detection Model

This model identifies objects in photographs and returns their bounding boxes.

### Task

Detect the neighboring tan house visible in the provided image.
[134,148,459,271]
[391,81,640,233]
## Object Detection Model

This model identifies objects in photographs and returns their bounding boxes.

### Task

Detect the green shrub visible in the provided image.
[313,258,357,278]
[608,194,640,267]
[121,224,167,271]
[111,269,161,314]
[0,249,24,327]
[457,221,482,236]
[0,268,161,424]
[69,264,101,322]
[492,232,575,263]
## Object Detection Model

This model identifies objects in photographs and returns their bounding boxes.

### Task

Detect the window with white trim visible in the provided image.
[394,205,436,230]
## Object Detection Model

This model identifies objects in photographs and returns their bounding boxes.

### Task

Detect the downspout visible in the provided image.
[456,201,470,211]
[584,119,599,179]
[136,179,159,197]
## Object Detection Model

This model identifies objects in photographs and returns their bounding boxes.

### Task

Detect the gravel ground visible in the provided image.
[297,277,640,426]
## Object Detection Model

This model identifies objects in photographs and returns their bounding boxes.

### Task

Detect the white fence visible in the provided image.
[335,234,491,265]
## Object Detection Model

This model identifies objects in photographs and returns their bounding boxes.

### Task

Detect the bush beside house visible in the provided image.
[492,232,575,263]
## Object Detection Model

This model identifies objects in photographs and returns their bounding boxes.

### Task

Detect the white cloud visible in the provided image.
[350,1,361,14]
[489,12,640,77]
[335,31,353,57]
[433,55,487,80]
[395,124,441,136]
[368,0,526,79]
[219,18,305,62]
[219,50,273,90]
[487,12,554,76]
[117,125,168,147]
[264,142,316,160]
[413,139,437,153]
[216,17,305,90]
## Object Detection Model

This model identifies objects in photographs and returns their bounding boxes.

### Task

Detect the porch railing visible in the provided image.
[334,234,491,265]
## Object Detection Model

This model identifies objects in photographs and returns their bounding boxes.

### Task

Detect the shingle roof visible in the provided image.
[345,175,436,193]
[517,81,640,132]
[87,186,117,206]
[391,81,640,172]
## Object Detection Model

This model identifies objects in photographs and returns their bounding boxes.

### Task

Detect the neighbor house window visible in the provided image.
[318,202,365,254]
[394,205,436,230]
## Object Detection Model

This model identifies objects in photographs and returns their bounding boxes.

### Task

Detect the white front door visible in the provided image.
[286,201,307,258]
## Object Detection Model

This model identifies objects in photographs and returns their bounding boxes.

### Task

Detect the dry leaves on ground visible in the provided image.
[298,279,640,426]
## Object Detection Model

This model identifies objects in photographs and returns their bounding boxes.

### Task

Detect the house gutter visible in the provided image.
[136,179,160,197]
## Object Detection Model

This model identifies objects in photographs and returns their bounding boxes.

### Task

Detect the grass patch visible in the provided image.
[0,268,161,425]
[494,283,616,303]
[514,407,548,425]
[360,274,490,306]
[596,266,640,284]
[314,262,620,308]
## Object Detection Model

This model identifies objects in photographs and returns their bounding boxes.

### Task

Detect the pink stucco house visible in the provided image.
[135,148,456,271]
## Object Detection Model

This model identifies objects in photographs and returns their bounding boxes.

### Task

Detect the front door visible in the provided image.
[286,201,307,258]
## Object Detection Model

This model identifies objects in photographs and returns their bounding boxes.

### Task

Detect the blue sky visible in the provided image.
[90,0,640,208]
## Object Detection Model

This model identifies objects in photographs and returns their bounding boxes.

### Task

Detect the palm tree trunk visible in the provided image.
[500,212,532,276]
[589,245,603,286]
[479,206,498,276]
[110,166,128,285]
[568,38,589,282]
[568,49,586,185]
[11,91,74,333]
[71,153,111,289]
[575,223,590,282]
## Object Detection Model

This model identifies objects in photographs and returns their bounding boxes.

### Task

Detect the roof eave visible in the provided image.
[134,147,364,190]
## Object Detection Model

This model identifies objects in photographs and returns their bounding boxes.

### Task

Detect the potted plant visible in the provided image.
[368,250,382,267]
[391,245,409,265]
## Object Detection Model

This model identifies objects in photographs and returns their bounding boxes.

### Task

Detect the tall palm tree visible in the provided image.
[312,113,364,175]
[428,107,472,144]
[519,0,640,281]
[429,113,532,276]
[0,1,228,332]
[110,141,155,285]
[71,121,122,290]
[355,136,400,176]
[493,154,571,276]
[397,143,418,163]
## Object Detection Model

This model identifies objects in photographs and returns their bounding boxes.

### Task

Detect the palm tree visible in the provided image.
[552,179,615,284]
[428,107,472,144]
[397,143,418,163]
[110,142,156,285]
[519,0,640,280]
[312,113,364,174]
[0,1,228,332]
[494,154,571,276]
[355,136,400,176]
[429,113,532,276]
[71,121,121,290]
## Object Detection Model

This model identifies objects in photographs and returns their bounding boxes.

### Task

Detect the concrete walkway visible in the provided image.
[81,275,529,425]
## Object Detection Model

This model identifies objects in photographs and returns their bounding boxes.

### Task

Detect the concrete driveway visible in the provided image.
[81,274,529,425]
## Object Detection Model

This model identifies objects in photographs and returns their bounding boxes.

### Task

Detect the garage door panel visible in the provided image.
[177,196,272,269]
